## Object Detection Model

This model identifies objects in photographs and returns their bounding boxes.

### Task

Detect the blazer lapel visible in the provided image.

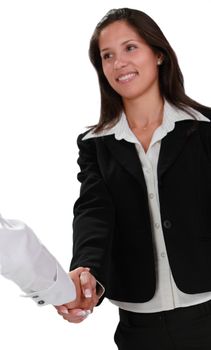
[102,120,198,189]
[158,120,198,181]
[103,135,147,190]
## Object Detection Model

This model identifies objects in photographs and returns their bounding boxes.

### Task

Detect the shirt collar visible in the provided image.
[82,100,210,143]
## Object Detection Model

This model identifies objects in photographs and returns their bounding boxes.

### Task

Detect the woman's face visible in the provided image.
[99,20,161,102]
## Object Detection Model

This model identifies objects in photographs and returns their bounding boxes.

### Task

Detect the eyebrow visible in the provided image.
[100,39,138,53]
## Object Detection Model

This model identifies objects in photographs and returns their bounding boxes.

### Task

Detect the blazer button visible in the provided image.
[163,220,172,229]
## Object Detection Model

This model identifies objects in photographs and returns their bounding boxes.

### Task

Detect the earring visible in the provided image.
[157,59,162,65]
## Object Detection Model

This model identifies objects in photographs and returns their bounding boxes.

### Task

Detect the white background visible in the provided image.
[0,0,210,349]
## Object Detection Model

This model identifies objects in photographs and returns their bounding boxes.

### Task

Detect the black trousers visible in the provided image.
[114,300,211,350]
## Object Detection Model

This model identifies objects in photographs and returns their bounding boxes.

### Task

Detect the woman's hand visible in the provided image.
[55,267,99,323]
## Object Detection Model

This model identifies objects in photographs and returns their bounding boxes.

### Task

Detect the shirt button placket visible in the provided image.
[149,193,154,199]
[155,222,160,229]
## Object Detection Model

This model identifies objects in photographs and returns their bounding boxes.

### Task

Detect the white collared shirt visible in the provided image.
[83,100,211,312]
[0,214,76,306]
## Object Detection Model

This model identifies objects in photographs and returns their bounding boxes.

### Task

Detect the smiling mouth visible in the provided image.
[116,72,138,83]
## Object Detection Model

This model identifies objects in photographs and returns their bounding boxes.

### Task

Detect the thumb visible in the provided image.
[80,271,95,298]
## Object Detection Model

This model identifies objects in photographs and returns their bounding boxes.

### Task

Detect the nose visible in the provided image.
[113,56,127,70]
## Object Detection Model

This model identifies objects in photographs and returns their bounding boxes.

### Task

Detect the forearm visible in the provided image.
[0,216,76,306]
[71,135,115,285]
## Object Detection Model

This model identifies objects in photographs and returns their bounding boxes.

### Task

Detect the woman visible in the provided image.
[59,8,211,349]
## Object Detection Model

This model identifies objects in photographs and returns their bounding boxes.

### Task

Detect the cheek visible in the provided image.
[136,51,157,68]
[102,64,111,77]
[139,57,158,79]
[102,65,115,85]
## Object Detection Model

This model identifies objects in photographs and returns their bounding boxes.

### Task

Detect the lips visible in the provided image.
[116,72,138,83]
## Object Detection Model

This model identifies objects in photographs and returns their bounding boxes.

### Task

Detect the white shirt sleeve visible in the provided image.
[0,215,76,306]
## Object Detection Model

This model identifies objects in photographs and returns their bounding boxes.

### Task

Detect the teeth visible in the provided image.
[118,73,136,81]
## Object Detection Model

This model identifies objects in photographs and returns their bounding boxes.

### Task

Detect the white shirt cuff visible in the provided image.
[22,263,76,306]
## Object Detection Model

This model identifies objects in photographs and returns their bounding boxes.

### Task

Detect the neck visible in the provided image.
[123,92,164,129]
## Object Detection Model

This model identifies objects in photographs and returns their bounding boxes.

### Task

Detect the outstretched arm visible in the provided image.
[0,214,87,307]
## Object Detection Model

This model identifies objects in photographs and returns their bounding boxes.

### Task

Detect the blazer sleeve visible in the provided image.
[198,121,211,162]
[70,133,115,293]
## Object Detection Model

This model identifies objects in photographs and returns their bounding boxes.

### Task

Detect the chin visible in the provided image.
[121,91,145,101]
[114,85,144,100]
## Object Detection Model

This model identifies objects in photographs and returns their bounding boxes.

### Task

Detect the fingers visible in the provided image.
[57,308,92,323]
[55,305,69,314]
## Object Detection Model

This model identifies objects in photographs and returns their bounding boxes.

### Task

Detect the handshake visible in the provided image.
[55,267,100,323]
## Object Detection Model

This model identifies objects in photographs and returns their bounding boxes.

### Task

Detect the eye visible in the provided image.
[102,52,113,60]
[126,44,137,52]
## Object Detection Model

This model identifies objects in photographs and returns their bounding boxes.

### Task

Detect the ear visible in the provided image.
[157,53,164,66]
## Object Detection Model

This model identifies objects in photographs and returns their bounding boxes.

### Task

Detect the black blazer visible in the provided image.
[70,119,211,303]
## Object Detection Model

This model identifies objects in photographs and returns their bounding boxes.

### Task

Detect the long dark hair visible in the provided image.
[89,8,211,131]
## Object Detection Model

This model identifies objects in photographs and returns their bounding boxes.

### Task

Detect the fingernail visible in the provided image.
[77,310,91,318]
[76,310,87,317]
[84,289,92,298]
[80,272,88,284]
[62,309,69,314]
[59,306,69,314]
